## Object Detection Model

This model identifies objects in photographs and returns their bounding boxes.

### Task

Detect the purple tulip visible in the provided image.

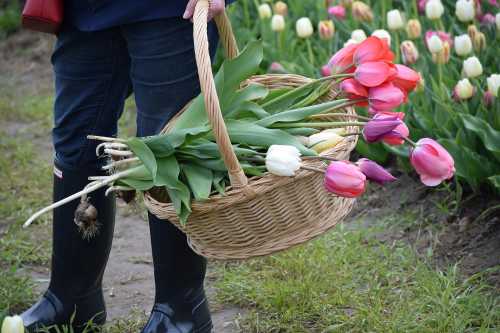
[362,115,403,143]
[357,158,397,185]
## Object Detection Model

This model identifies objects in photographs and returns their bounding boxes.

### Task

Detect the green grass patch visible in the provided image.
[0,2,21,39]
[214,222,500,332]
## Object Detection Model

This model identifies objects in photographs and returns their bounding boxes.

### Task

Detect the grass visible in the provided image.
[214,219,500,332]
[0,1,20,39]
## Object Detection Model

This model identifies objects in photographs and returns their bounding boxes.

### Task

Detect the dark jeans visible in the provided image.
[52,17,219,170]
[51,18,219,303]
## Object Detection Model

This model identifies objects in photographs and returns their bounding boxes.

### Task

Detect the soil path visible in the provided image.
[1,31,243,332]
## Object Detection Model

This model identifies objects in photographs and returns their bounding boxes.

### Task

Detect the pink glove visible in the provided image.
[183,0,225,21]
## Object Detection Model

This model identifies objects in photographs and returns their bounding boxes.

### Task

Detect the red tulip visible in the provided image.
[393,64,420,93]
[357,158,397,184]
[324,161,366,198]
[410,138,455,186]
[328,43,358,73]
[340,78,369,106]
[328,5,346,20]
[368,82,405,111]
[354,61,397,87]
[362,114,404,143]
[353,36,394,65]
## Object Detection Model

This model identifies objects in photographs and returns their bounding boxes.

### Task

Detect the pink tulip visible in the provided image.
[483,91,494,107]
[362,114,404,143]
[340,78,369,106]
[354,61,397,87]
[269,62,286,73]
[489,0,499,7]
[418,0,428,14]
[424,31,453,50]
[321,65,332,77]
[328,5,346,20]
[370,112,409,146]
[354,36,394,65]
[357,158,397,184]
[392,65,420,93]
[324,161,366,198]
[480,13,496,26]
[410,138,455,186]
[328,43,358,73]
[368,82,405,111]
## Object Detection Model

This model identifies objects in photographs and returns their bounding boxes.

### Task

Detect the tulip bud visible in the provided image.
[400,40,419,65]
[328,5,347,20]
[481,13,496,27]
[483,91,494,107]
[343,38,359,47]
[387,9,405,31]
[467,24,479,44]
[324,161,366,198]
[425,0,445,20]
[406,19,422,39]
[273,1,288,16]
[487,74,500,97]
[453,78,475,100]
[371,29,391,46]
[496,13,500,31]
[258,3,272,19]
[357,158,397,185]
[472,32,486,52]
[351,29,367,42]
[455,0,475,22]
[410,138,455,186]
[265,145,302,176]
[1,316,24,333]
[463,56,483,78]
[432,42,451,64]
[271,14,285,32]
[296,17,314,38]
[427,34,444,53]
[352,1,373,22]
[269,61,286,73]
[318,20,335,40]
[321,64,332,77]
[454,34,473,56]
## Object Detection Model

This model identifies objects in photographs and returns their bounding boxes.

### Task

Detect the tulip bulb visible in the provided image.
[1,316,24,333]
[296,17,314,38]
[463,56,483,78]
[454,78,475,100]
[454,34,472,56]
[265,145,302,177]
[425,0,444,20]
[387,9,404,31]
[455,0,475,22]
[406,19,421,39]
[487,74,500,97]
[271,14,285,32]
[258,3,272,19]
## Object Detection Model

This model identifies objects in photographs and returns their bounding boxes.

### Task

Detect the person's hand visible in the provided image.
[183,0,225,21]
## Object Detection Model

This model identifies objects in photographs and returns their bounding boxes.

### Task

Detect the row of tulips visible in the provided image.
[227,0,500,193]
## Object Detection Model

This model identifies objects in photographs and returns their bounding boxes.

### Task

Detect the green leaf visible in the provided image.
[355,140,389,164]
[283,128,319,136]
[225,101,269,120]
[182,164,213,200]
[225,120,316,156]
[224,83,269,111]
[116,178,154,191]
[488,175,500,191]
[261,80,318,113]
[127,138,157,178]
[212,172,227,195]
[256,99,350,128]
[259,87,293,105]
[460,114,500,162]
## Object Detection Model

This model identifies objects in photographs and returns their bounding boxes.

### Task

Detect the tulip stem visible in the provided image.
[272,121,366,128]
[404,137,417,146]
[306,39,315,66]
[308,113,371,121]
[301,165,325,174]
[87,135,126,143]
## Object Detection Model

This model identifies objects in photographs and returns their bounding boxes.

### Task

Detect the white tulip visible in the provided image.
[427,35,444,53]
[296,17,314,38]
[351,29,367,42]
[265,145,302,177]
[455,0,475,22]
[463,56,483,78]
[343,38,359,47]
[258,3,272,19]
[454,78,474,100]
[496,13,500,31]
[308,129,344,147]
[387,9,404,30]
[1,316,24,333]
[487,74,500,97]
[425,0,444,20]
[454,34,472,56]
[371,29,391,45]
[271,14,285,32]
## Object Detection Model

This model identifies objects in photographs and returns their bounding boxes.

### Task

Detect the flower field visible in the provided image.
[227,0,500,192]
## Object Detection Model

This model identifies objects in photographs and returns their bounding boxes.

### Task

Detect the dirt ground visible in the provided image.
[1,30,499,331]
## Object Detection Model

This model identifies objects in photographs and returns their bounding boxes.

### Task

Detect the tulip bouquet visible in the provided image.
[229,0,500,193]
[25,37,455,228]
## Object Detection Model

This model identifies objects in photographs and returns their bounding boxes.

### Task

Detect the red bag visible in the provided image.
[22,0,64,34]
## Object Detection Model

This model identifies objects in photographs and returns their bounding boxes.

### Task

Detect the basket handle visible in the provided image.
[193,0,248,188]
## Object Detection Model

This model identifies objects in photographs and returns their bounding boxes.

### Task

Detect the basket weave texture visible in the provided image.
[143,1,358,260]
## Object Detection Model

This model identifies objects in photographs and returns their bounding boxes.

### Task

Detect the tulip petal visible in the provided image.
[354,36,392,65]
[328,43,358,73]
[393,64,421,92]
[355,61,394,87]
[368,83,405,111]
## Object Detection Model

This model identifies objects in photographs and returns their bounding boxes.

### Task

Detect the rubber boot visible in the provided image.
[11,163,115,333]
[140,213,212,333]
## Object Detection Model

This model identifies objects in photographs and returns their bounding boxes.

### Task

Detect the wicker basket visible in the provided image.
[143,1,358,260]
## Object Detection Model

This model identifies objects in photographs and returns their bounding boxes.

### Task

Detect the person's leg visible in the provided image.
[18,24,131,333]
[121,18,219,333]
